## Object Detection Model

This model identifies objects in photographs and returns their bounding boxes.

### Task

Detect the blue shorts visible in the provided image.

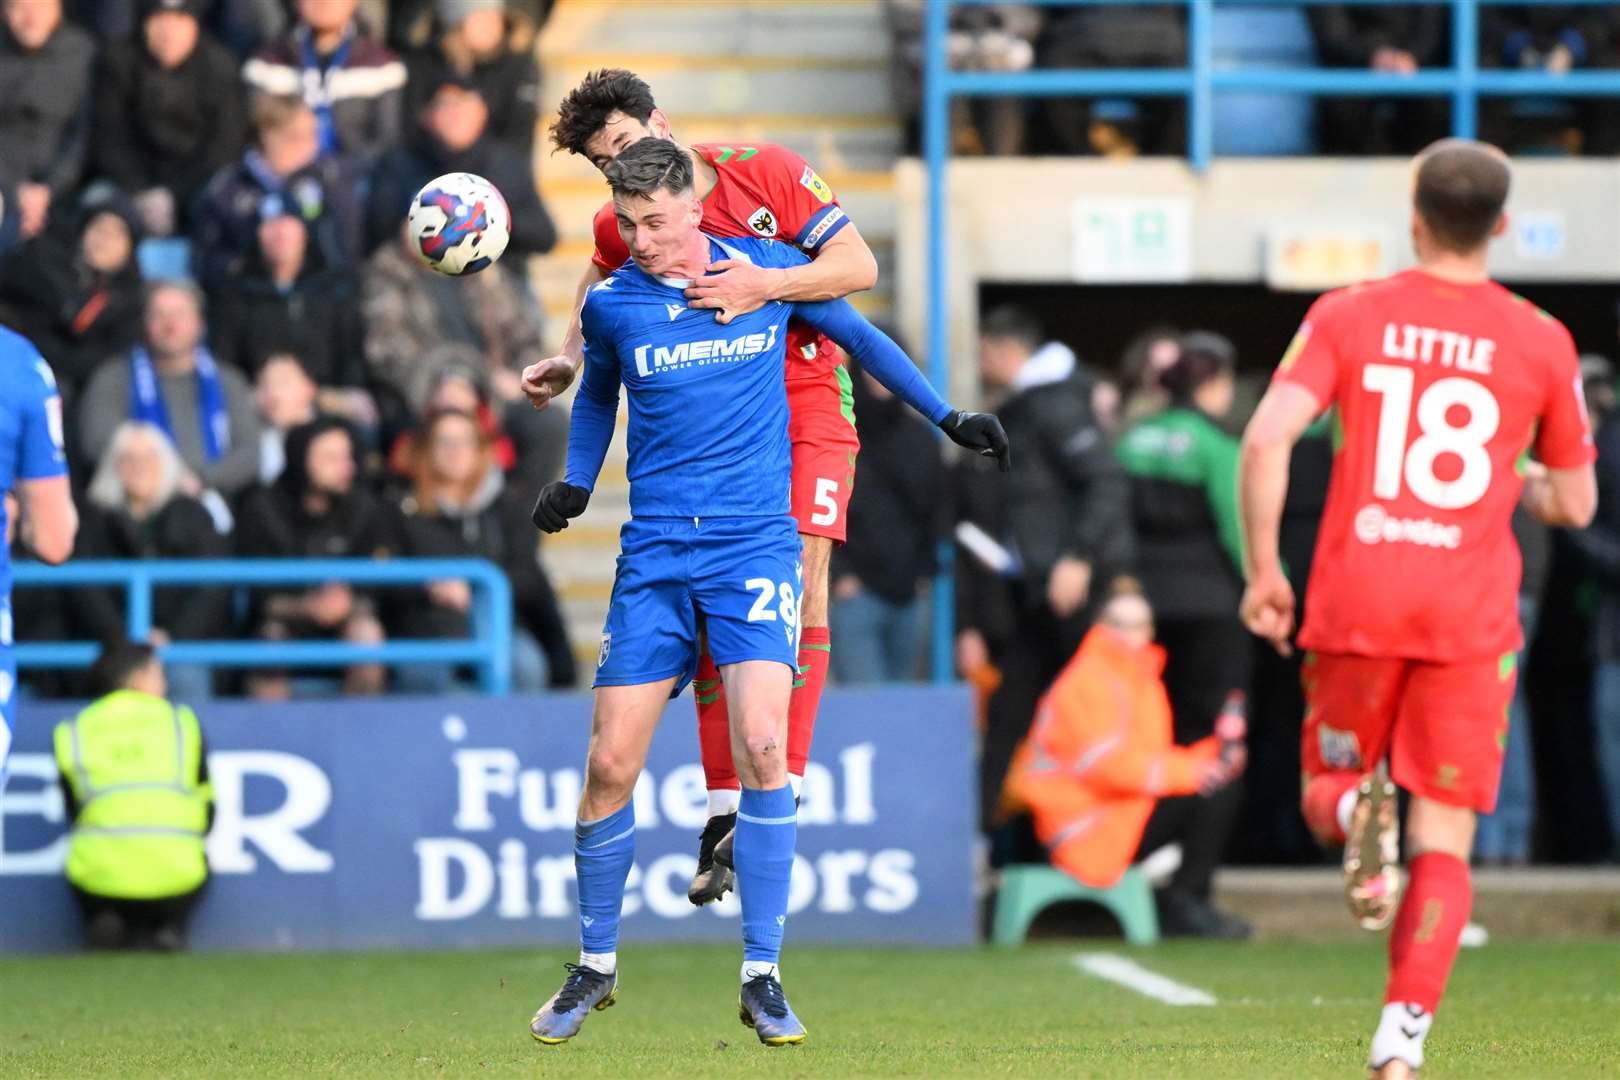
[595,516,802,691]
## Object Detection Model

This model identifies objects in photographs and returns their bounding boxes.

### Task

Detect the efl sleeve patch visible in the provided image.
[795,204,848,251]
[799,165,835,204]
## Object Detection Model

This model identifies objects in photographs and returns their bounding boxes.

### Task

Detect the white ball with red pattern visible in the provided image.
[406,172,511,276]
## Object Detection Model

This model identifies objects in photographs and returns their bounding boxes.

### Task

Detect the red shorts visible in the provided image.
[1301,651,1517,813]
[786,367,860,543]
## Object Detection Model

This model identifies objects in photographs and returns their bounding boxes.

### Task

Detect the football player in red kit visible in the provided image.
[1239,139,1596,1078]
[522,69,879,904]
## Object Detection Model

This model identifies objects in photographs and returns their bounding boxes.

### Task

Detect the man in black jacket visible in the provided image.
[365,71,554,258]
[1307,6,1449,155]
[92,0,246,237]
[0,0,94,239]
[828,358,945,684]
[968,306,1133,834]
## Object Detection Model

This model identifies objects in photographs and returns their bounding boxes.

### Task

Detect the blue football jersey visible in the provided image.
[0,327,68,601]
[568,234,809,520]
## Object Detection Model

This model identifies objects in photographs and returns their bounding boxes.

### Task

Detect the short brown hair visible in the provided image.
[251,93,313,142]
[604,137,693,202]
[1414,138,1511,254]
[551,68,657,157]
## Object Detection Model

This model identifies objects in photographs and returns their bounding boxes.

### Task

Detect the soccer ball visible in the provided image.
[406,172,511,275]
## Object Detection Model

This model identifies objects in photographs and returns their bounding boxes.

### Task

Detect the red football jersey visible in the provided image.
[1277,268,1593,662]
[591,142,852,383]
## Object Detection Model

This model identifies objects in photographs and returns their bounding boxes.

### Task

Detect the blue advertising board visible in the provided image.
[0,687,976,952]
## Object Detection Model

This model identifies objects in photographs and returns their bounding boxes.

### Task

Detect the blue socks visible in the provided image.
[574,802,635,961]
[734,784,798,965]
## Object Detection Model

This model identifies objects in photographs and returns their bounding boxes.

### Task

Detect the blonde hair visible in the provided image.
[87,422,183,513]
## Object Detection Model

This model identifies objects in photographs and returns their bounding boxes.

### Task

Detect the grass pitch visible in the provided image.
[3,940,1617,1078]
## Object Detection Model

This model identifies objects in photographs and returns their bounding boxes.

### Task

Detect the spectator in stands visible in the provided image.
[1004,579,1251,938]
[92,0,246,239]
[242,0,406,173]
[362,219,563,497]
[829,359,944,684]
[1038,4,1185,157]
[971,304,1132,834]
[253,351,321,485]
[886,0,1042,155]
[77,281,262,503]
[77,422,231,703]
[208,208,371,411]
[366,72,554,256]
[386,0,545,52]
[1479,5,1620,155]
[404,0,540,160]
[1118,325,1181,428]
[1307,6,1449,155]
[0,194,144,402]
[394,408,576,691]
[53,641,213,951]
[192,94,361,286]
[235,417,397,698]
[1117,332,1250,748]
[0,0,94,240]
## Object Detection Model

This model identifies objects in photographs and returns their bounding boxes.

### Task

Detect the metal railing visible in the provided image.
[11,558,514,694]
[921,0,1620,679]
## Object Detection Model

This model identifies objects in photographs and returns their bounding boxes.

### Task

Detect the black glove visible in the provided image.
[939,410,1012,472]
[531,481,591,533]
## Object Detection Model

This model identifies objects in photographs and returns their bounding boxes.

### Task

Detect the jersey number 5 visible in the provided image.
[1363,364,1499,511]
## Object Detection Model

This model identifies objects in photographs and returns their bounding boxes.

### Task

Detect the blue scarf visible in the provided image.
[130,346,230,462]
[298,24,355,158]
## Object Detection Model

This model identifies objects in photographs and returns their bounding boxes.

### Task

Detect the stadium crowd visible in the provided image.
[889,2,1620,157]
[0,0,578,697]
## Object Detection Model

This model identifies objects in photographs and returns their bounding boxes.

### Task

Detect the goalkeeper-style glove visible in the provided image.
[531,481,591,533]
[939,410,1012,472]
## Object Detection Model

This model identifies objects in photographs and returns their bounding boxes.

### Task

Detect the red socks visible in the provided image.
[1303,771,1360,845]
[788,627,831,777]
[1386,851,1472,1014]
[695,650,738,793]
[694,628,832,795]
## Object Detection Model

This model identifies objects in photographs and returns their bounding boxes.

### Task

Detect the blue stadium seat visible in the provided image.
[1212,5,1317,156]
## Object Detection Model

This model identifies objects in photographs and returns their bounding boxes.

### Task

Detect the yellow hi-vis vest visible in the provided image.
[53,690,211,900]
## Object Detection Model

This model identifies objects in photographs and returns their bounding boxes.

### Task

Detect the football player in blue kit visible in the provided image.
[0,324,78,781]
[527,137,1008,1047]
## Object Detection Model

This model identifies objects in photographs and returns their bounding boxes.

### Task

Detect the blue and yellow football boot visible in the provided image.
[529,963,618,1044]
[738,972,806,1046]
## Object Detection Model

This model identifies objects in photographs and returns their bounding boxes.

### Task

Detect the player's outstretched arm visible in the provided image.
[796,298,1011,472]
[533,302,619,534]
[1238,382,1320,652]
[18,475,76,564]
[522,260,608,411]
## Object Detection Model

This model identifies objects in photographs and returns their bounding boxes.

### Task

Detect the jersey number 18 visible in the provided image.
[1362,364,1500,511]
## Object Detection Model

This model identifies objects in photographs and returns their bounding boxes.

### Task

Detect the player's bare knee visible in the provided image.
[1405,797,1476,859]
[738,728,788,787]
[584,744,640,802]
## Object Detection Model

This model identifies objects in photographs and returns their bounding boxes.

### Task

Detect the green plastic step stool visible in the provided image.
[991,865,1159,946]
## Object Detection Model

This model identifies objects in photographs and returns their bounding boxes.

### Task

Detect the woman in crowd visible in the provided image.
[77,421,231,702]
[1116,331,1251,745]
[394,408,576,692]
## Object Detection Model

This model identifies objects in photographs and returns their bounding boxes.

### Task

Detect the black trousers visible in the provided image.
[1132,782,1242,901]
[981,607,1089,832]
[1154,615,1254,744]
[72,880,206,946]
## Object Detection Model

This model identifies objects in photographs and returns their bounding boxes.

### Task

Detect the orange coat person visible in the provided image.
[1004,581,1252,938]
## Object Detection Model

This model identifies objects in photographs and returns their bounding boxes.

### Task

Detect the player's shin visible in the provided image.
[573,802,635,974]
[695,647,741,812]
[735,782,798,979]
[1375,851,1472,1069]
[786,627,831,798]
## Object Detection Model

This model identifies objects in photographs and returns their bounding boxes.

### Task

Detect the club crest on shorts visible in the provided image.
[747,206,777,237]
[598,632,611,669]
[1318,723,1362,770]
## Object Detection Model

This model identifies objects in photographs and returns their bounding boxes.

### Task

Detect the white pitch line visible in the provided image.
[1073,952,1218,1007]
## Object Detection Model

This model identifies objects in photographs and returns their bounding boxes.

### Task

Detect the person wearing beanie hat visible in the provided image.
[404,0,539,158]
[91,0,244,236]
[1116,328,1250,753]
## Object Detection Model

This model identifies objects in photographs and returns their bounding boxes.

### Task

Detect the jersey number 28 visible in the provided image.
[1363,364,1499,510]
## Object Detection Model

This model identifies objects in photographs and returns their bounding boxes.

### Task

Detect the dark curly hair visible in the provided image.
[551,68,657,158]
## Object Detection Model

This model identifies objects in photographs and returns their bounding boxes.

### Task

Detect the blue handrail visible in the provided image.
[921,0,1618,681]
[10,558,514,694]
